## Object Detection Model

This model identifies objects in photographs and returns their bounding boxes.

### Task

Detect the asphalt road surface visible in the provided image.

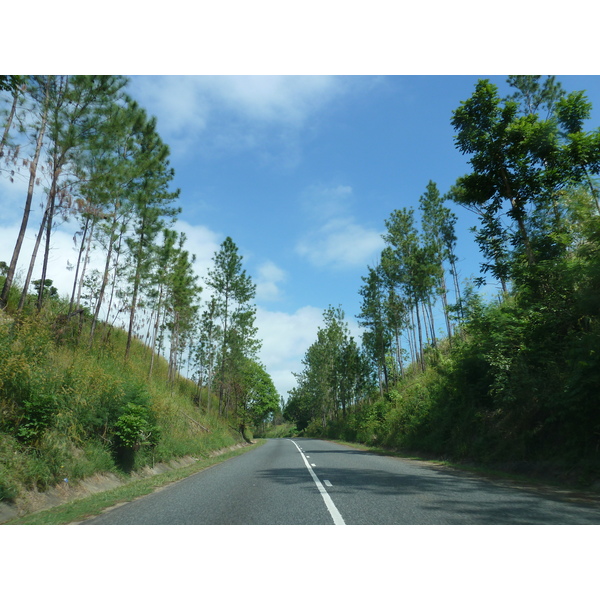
[82,438,600,525]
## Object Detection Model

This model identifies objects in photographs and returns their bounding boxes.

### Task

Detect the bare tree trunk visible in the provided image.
[0,84,48,309]
[427,301,437,348]
[103,225,125,337]
[0,85,20,158]
[415,302,424,372]
[408,309,417,367]
[148,285,163,378]
[89,221,117,345]
[18,199,50,311]
[125,222,146,360]
[75,219,95,311]
[439,273,452,344]
[36,163,60,311]
[68,215,90,314]
[394,327,404,378]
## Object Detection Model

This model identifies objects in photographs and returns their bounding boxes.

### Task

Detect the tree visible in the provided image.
[382,208,432,371]
[450,76,600,293]
[238,359,280,437]
[204,237,259,416]
[0,76,23,95]
[36,76,128,311]
[357,265,391,396]
[288,306,371,431]
[124,113,180,359]
[0,76,50,309]
[85,99,160,345]
[163,233,201,385]
[194,297,219,411]
[419,180,460,340]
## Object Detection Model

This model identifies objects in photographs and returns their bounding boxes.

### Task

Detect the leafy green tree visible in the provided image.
[450,76,600,293]
[382,208,434,370]
[238,359,280,437]
[146,228,178,376]
[193,297,219,412]
[82,98,150,342]
[288,306,371,431]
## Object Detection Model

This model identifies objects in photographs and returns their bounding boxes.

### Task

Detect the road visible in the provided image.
[81,438,600,525]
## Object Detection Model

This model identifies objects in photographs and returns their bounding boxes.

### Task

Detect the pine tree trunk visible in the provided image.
[394,327,404,378]
[125,223,146,360]
[415,302,424,371]
[0,85,19,158]
[103,226,125,339]
[37,164,60,311]
[0,87,48,309]
[148,285,163,379]
[427,301,437,348]
[89,222,117,345]
[18,200,50,311]
[439,272,452,344]
[76,220,96,325]
[68,215,90,314]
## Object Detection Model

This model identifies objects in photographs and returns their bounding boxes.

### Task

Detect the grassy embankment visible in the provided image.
[0,284,252,522]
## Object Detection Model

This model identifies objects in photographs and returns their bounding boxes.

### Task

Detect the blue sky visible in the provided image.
[126,74,600,396]
[2,75,600,398]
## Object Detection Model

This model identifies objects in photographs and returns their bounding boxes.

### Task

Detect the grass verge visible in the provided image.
[4,440,265,525]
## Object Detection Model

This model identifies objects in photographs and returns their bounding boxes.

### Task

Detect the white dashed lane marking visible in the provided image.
[288,440,345,525]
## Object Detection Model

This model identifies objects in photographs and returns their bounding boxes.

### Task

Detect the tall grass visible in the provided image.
[0,290,241,504]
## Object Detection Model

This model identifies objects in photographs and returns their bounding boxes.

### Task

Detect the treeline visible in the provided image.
[0,75,279,454]
[285,76,600,473]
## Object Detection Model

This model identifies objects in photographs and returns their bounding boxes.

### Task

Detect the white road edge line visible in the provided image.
[289,440,346,525]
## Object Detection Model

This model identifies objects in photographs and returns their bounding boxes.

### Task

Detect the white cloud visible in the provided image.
[255,305,323,398]
[205,76,341,125]
[0,220,103,304]
[255,304,365,400]
[297,217,384,270]
[126,75,345,159]
[296,184,385,270]
[255,260,287,302]
[174,220,223,286]
[127,76,211,144]
[300,183,354,221]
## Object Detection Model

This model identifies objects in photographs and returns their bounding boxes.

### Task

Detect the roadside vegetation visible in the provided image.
[0,291,244,507]
[0,76,280,514]
[284,76,600,488]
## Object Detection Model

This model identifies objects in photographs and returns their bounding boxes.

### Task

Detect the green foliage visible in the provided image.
[0,75,23,94]
[15,392,59,444]
[286,306,373,433]
[0,77,267,510]
[113,402,160,449]
[315,75,600,480]
[0,301,246,505]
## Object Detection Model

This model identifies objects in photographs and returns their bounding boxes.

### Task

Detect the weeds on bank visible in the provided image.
[5,441,264,525]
